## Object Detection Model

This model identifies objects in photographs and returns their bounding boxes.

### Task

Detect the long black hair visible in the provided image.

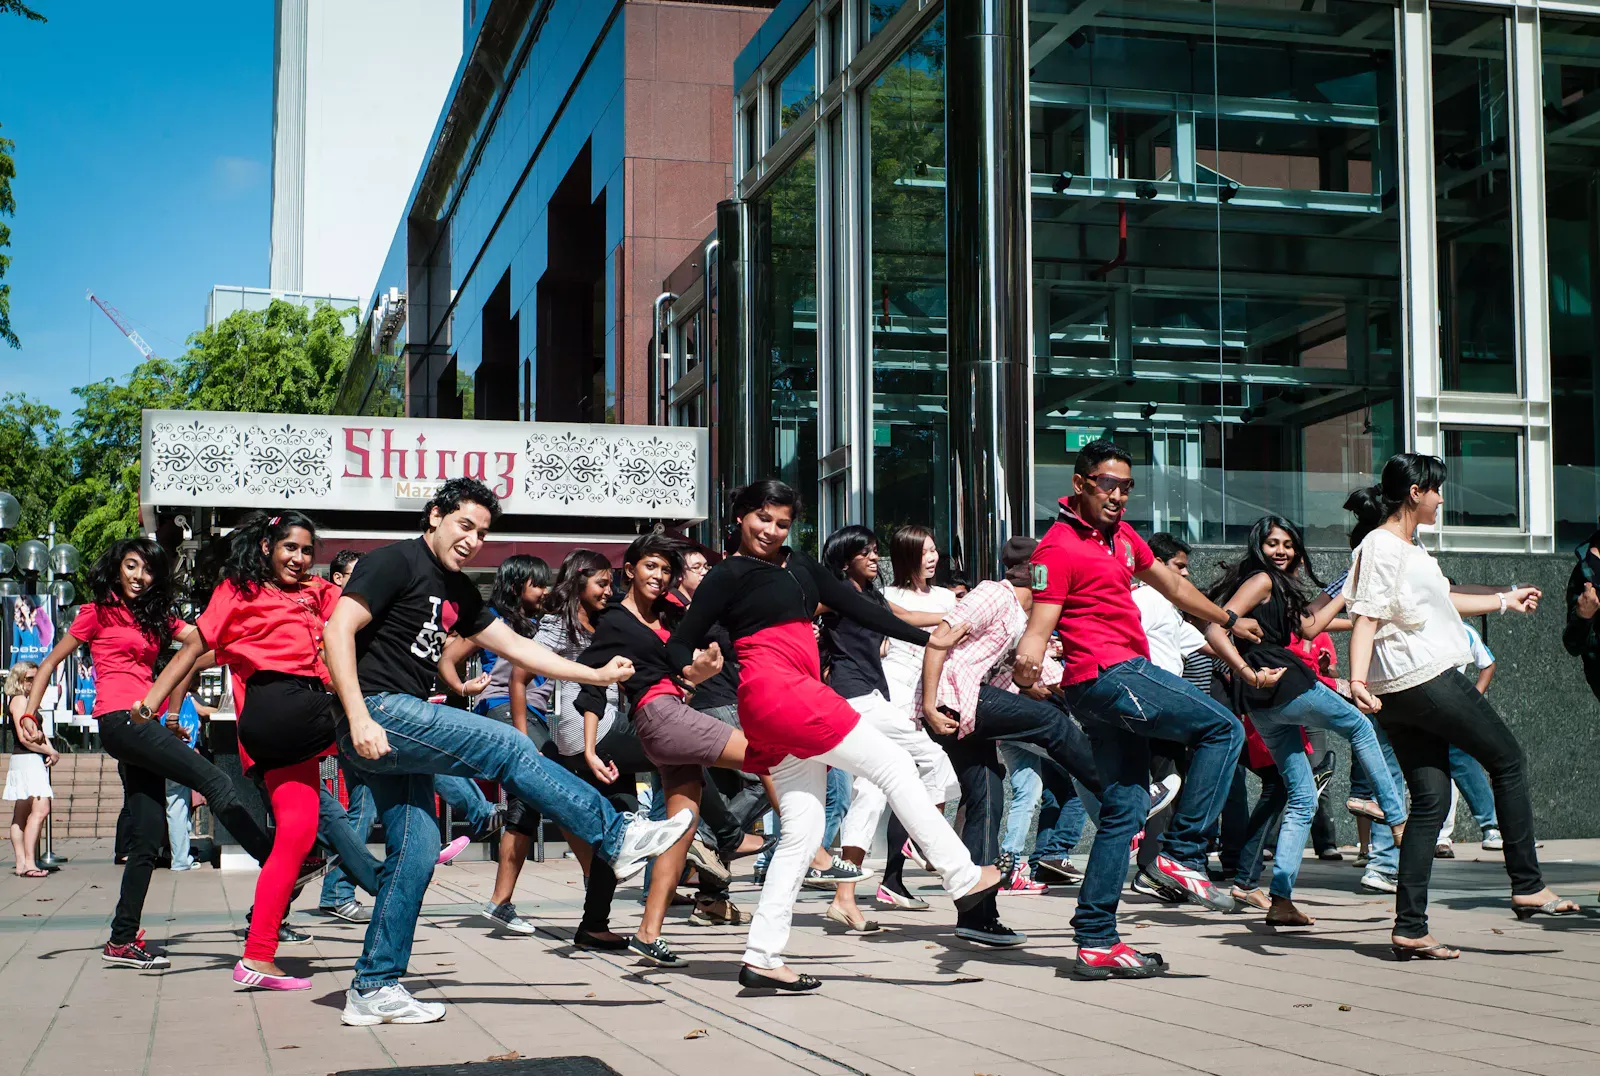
[548,549,614,640]
[1207,515,1324,630]
[222,511,318,598]
[1344,452,1448,548]
[823,525,879,589]
[489,554,551,639]
[725,479,802,554]
[86,537,177,650]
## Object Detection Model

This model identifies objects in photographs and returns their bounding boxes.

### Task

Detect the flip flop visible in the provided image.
[1392,941,1459,961]
[15,868,48,878]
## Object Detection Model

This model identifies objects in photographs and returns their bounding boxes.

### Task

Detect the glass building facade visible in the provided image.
[663,0,1600,573]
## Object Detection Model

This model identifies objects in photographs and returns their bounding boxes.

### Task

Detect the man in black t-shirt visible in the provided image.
[324,478,692,1027]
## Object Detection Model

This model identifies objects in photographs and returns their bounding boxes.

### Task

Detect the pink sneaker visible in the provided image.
[901,839,932,871]
[999,864,1047,896]
[233,960,311,991]
[437,835,471,866]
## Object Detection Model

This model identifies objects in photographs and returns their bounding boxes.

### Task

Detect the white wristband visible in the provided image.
[1497,591,1508,614]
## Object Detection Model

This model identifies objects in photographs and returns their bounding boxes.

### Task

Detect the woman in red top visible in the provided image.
[20,538,275,971]
[150,511,338,991]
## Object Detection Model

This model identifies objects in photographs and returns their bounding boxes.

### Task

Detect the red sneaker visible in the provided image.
[999,863,1047,896]
[103,929,170,970]
[1152,854,1237,912]
[1073,942,1168,980]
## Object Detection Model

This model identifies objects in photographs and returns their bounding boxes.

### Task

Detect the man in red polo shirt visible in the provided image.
[1014,440,1270,980]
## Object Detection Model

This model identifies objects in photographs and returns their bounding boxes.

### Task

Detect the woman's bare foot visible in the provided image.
[1513,888,1580,913]
[1265,896,1314,926]
[1230,886,1271,911]
[1391,933,1460,959]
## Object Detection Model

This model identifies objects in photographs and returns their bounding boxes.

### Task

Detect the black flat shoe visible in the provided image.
[574,928,630,951]
[739,965,821,992]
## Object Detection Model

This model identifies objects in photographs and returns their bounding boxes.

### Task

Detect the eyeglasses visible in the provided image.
[684,563,709,575]
[1085,473,1135,495]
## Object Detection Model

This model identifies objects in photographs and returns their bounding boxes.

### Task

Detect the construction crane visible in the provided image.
[86,291,156,359]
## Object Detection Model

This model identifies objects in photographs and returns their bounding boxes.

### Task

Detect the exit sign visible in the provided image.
[1064,428,1102,452]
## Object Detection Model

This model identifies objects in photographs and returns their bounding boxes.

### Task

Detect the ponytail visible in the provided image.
[223,510,319,596]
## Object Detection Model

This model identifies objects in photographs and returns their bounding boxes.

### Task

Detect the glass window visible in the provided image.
[1545,15,1600,544]
[772,48,818,142]
[1029,0,1403,546]
[868,17,948,543]
[754,145,819,552]
[1433,6,1516,394]
[825,116,850,451]
[866,0,909,40]
[743,102,759,171]
[1444,428,1521,528]
[825,7,844,82]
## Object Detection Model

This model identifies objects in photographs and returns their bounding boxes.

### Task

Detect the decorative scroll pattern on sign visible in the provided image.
[148,417,333,500]
[524,431,699,511]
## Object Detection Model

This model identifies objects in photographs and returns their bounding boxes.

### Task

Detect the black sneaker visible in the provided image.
[1033,858,1083,885]
[278,924,312,945]
[802,855,875,889]
[629,936,684,967]
[294,853,338,891]
[954,918,1028,947]
[1131,866,1186,904]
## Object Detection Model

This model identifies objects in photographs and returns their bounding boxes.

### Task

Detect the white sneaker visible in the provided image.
[340,983,446,1026]
[1359,870,1398,894]
[1481,827,1504,851]
[612,808,695,882]
[1146,774,1182,819]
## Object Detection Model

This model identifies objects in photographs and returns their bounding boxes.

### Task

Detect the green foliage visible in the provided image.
[0,300,356,565]
[0,1,47,21]
[1,126,19,348]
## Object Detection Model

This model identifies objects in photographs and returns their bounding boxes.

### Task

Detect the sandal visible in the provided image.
[824,906,881,934]
[15,868,48,878]
[1229,887,1271,911]
[1346,797,1387,823]
[1391,941,1460,961]
[1513,897,1582,921]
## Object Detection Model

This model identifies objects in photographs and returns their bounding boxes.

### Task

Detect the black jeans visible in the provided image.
[100,712,274,944]
[1377,669,1543,938]
[931,686,1101,923]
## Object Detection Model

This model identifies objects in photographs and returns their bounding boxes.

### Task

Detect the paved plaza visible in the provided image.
[4,839,1600,1076]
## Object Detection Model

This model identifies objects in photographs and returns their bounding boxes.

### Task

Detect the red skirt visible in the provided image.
[734,621,860,775]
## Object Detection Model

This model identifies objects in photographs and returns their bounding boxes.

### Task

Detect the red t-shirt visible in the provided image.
[1030,500,1155,685]
[637,623,686,711]
[196,578,340,685]
[68,603,190,716]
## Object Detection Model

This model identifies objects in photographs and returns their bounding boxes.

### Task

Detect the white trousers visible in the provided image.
[837,691,957,851]
[742,721,982,969]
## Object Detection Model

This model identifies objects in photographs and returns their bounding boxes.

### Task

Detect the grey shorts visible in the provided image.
[634,694,736,787]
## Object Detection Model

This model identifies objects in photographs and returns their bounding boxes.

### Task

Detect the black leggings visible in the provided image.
[1377,669,1543,938]
[100,711,273,944]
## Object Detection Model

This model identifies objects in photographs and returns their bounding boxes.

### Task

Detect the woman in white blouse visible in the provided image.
[1345,453,1577,961]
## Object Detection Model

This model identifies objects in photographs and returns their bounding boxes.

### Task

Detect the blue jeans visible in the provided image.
[1251,683,1409,899]
[164,781,193,869]
[435,774,497,835]
[1031,763,1085,865]
[999,743,1043,857]
[1350,719,1404,878]
[1063,658,1244,947]
[321,761,377,907]
[1450,746,1498,830]
[338,693,631,989]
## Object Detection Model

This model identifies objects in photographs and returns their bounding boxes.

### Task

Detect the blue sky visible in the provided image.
[0,2,274,415]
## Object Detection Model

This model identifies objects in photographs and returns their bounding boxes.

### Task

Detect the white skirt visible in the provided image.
[3,754,53,800]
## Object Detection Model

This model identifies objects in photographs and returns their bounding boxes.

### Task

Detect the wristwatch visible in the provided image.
[1223,609,1239,632]
[133,701,155,723]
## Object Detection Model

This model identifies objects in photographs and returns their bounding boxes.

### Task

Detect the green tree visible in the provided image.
[0,2,47,20]
[0,393,68,539]
[181,299,356,414]
[0,125,20,348]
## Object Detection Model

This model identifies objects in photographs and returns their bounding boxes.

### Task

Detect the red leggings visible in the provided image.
[243,759,320,962]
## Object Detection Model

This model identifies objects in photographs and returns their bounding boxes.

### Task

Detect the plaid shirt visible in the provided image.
[933,581,1063,737]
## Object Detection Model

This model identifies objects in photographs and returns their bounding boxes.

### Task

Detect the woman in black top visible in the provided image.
[573,533,749,968]
[1210,516,1408,926]
[820,525,957,932]
[666,481,1004,992]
